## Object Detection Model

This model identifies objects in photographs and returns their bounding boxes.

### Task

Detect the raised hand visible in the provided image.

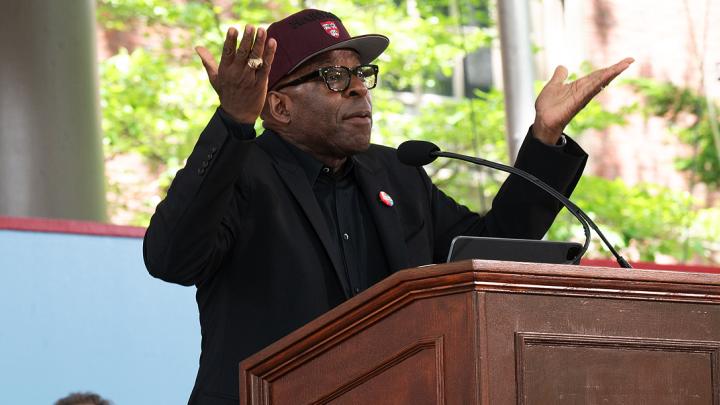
[532,57,634,145]
[195,25,277,124]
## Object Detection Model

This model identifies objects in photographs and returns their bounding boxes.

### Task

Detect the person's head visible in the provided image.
[262,10,389,167]
[55,392,111,405]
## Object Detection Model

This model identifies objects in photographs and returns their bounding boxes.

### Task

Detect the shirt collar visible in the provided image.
[272,133,354,184]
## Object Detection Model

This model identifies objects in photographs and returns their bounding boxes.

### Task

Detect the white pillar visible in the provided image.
[0,0,106,220]
[497,0,536,163]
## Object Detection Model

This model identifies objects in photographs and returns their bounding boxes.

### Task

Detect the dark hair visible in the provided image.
[55,392,112,405]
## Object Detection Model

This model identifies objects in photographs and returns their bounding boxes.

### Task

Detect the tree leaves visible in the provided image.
[96,0,719,263]
[628,77,720,189]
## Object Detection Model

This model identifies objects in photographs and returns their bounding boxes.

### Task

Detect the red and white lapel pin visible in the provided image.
[378,191,394,207]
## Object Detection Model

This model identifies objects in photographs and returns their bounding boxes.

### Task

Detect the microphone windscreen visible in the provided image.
[397,140,440,166]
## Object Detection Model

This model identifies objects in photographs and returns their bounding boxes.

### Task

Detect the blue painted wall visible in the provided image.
[0,230,200,404]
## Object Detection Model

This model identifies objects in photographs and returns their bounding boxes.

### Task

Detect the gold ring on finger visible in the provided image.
[247,57,263,69]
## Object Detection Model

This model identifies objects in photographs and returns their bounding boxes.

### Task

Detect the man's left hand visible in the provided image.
[532,57,634,145]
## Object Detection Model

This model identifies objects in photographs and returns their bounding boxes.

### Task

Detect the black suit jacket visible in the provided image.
[143,110,587,404]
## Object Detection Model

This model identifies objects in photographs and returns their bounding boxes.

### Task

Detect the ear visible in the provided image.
[266,91,292,125]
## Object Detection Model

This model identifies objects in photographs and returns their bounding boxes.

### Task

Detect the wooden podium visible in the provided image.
[240,260,720,404]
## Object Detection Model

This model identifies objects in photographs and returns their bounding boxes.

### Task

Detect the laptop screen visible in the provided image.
[446,236,582,265]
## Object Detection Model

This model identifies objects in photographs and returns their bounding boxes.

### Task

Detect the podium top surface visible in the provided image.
[240,260,720,372]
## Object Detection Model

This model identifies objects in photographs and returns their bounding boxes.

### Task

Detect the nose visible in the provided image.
[345,74,368,98]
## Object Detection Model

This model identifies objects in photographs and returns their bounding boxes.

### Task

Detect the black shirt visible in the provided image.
[218,109,390,298]
[282,138,391,297]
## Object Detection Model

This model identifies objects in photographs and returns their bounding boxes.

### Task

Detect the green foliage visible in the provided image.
[97,0,496,224]
[565,99,634,137]
[229,1,300,23]
[96,0,719,263]
[547,176,718,263]
[301,0,492,92]
[543,72,719,263]
[556,63,636,137]
[100,48,215,171]
[94,0,630,227]
[372,87,508,211]
[99,0,222,42]
[627,77,720,189]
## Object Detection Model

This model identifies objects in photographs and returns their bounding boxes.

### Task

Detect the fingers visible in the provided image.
[603,58,634,81]
[219,27,239,68]
[249,28,267,62]
[259,38,277,76]
[616,57,635,67]
[195,46,218,82]
[215,25,270,71]
[567,57,633,102]
[195,46,218,72]
[235,26,269,73]
[549,65,569,85]
[604,57,634,84]
[594,57,635,90]
[236,25,255,63]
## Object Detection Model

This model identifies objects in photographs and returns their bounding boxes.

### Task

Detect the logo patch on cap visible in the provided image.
[320,20,340,38]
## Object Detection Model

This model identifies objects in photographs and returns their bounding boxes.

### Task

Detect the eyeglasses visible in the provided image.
[274,64,379,92]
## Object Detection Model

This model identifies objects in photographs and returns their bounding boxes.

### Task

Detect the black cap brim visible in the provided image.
[287,34,389,75]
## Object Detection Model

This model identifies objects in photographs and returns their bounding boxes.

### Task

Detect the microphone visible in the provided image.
[397,140,440,166]
[397,140,632,269]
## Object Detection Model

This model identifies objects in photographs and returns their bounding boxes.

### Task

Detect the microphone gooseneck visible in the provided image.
[397,140,632,268]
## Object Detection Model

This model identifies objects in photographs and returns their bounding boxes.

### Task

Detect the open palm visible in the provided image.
[196,26,277,124]
[533,57,634,144]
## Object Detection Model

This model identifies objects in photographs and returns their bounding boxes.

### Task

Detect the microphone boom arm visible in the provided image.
[434,150,632,268]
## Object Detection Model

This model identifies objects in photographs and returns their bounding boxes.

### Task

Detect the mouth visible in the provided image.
[343,111,372,124]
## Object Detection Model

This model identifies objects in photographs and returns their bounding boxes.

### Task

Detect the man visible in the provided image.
[55,392,112,405]
[143,8,632,404]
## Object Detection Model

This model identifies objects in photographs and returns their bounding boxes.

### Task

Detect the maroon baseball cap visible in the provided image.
[266,9,389,90]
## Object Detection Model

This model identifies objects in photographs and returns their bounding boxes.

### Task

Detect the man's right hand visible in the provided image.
[195,26,277,124]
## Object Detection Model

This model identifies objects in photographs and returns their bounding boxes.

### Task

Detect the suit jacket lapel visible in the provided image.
[256,132,352,299]
[353,153,410,273]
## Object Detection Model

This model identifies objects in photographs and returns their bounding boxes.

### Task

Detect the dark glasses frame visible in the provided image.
[274,64,379,92]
